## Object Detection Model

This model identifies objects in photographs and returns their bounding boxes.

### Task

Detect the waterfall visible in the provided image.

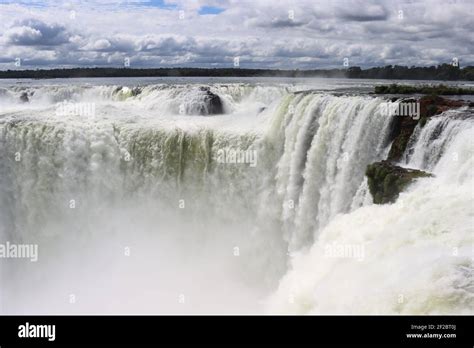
[266,108,474,314]
[0,83,471,314]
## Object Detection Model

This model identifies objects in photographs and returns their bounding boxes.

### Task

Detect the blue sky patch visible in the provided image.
[198,6,225,15]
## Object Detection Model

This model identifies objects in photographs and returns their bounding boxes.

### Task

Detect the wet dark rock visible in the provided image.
[198,87,223,115]
[366,160,432,204]
[374,84,474,95]
[386,116,418,162]
[131,87,142,96]
[20,92,29,103]
[114,86,142,101]
[386,96,468,161]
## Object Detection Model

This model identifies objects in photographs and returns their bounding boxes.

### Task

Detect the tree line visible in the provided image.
[0,64,472,80]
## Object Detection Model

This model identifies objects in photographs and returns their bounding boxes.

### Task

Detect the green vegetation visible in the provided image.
[419,116,428,128]
[366,161,432,204]
[386,122,417,162]
[1,64,474,80]
[348,64,474,81]
[374,84,474,95]
[385,95,468,162]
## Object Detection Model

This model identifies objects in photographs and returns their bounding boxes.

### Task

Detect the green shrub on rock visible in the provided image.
[366,161,432,204]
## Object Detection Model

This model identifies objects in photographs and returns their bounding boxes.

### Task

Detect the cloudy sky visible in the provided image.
[0,0,473,70]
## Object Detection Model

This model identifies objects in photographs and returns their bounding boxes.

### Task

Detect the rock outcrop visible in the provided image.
[386,95,467,161]
[114,86,142,99]
[20,92,29,103]
[366,160,432,204]
[198,87,223,115]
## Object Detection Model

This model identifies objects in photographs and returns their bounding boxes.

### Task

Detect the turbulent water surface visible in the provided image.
[0,77,472,314]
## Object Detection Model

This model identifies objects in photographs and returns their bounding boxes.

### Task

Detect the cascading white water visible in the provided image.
[274,94,391,250]
[266,108,474,314]
[0,82,471,314]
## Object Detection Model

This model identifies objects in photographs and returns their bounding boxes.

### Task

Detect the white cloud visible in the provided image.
[91,39,112,51]
[5,26,43,45]
[0,0,472,69]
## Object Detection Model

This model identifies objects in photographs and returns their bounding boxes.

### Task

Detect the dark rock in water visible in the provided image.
[114,86,141,97]
[131,87,141,96]
[20,92,29,103]
[386,96,467,162]
[420,95,464,116]
[366,160,432,204]
[386,113,418,162]
[198,87,223,115]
